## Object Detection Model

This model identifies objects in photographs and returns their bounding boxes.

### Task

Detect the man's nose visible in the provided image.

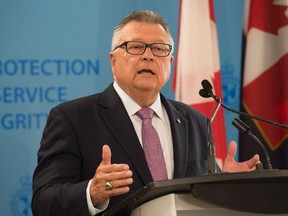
[141,46,154,59]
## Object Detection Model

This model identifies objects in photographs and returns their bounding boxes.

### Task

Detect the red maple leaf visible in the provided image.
[248,0,288,35]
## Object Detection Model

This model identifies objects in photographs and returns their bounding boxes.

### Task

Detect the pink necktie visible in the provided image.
[137,108,168,181]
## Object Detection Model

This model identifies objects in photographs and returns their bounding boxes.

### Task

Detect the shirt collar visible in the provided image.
[113,81,165,121]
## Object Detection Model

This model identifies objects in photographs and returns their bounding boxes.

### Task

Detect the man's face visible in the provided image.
[110,21,174,99]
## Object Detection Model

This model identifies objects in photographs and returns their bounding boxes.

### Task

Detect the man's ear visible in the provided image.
[109,52,115,66]
[170,55,174,65]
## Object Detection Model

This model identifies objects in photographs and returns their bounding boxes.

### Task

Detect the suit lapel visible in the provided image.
[98,85,153,184]
[161,95,189,178]
[98,85,189,182]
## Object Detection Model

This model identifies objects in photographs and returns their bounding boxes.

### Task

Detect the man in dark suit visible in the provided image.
[32,10,260,216]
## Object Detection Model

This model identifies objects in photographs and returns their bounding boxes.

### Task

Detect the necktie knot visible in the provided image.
[136,108,154,120]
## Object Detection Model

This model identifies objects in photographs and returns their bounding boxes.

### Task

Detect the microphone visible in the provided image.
[199,79,288,170]
[200,80,222,123]
[199,79,288,129]
[232,118,273,170]
[199,79,220,103]
[200,80,221,174]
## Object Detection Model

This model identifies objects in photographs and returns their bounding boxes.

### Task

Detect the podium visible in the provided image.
[103,170,288,216]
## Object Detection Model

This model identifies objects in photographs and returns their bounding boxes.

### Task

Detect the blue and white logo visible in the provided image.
[10,175,32,216]
[221,62,240,108]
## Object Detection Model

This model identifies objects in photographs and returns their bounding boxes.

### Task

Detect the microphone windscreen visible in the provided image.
[199,89,210,98]
[201,79,213,90]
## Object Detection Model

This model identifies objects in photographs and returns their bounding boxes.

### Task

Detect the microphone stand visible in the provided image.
[207,97,222,174]
[232,118,273,170]
[221,103,288,129]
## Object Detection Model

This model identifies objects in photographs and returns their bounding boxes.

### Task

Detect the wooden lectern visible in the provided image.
[103,170,288,216]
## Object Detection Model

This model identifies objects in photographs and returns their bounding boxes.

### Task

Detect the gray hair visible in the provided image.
[111,10,174,50]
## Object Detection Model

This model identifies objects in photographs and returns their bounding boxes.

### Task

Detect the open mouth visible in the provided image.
[137,69,155,75]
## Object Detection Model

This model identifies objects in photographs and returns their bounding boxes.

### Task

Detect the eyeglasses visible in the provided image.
[113,41,172,57]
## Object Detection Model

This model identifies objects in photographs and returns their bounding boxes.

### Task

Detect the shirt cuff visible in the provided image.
[86,179,109,215]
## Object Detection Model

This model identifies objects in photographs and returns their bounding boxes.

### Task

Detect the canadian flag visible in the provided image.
[240,0,288,168]
[173,0,227,166]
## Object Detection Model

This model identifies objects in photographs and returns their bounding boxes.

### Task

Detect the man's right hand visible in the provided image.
[89,144,133,206]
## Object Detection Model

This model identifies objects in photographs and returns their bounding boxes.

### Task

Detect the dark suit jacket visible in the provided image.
[32,84,209,216]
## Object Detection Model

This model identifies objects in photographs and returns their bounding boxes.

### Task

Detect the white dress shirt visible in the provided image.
[86,82,174,215]
[113,82,174,178]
